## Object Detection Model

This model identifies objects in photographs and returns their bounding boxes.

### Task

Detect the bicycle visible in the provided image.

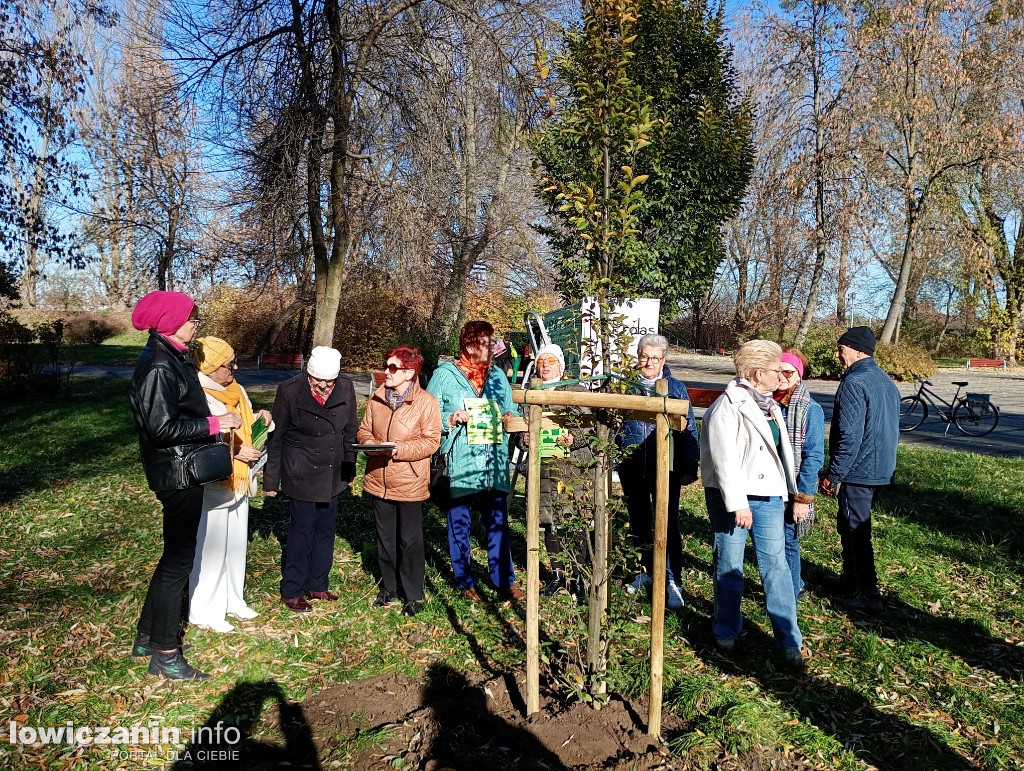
[899,373,1000,436]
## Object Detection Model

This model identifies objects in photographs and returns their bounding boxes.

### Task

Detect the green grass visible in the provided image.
[1,378,1022,769]
[67,330,149,366]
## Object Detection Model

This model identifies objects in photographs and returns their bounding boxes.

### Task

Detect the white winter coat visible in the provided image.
[699,378,797,513]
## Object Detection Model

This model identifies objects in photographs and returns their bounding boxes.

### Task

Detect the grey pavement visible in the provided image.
[668,352,1024,459]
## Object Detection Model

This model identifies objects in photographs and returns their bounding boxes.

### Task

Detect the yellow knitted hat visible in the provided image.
[192,336,235,375]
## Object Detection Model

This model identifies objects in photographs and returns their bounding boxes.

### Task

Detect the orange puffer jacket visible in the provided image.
[358,382,442,502]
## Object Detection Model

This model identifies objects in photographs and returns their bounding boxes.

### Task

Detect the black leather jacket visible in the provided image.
[129,332,215,491]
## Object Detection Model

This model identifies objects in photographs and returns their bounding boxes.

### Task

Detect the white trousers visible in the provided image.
[189,488,251,624]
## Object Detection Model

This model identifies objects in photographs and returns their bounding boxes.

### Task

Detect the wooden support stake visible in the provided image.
[525,387,543,716]
[648,378,670,737]
[514,388,690,417]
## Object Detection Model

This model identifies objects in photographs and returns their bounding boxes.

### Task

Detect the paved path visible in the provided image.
[69,359,1022,457]
[668,353,1023,459]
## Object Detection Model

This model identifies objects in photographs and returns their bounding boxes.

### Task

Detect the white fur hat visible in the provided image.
[535,343,565,376]
[307,346,341,380]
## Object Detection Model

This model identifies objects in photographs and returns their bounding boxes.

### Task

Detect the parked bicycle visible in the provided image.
[899,373,1000,436]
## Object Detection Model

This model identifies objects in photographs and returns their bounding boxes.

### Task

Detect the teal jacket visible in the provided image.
[427,361,516,500]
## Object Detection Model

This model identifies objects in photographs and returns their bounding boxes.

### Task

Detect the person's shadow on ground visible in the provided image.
[171,680,320,770]
[421,662,566,770]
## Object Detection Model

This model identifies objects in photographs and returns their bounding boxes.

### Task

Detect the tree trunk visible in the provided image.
[794,32,827,345]
[880,199,921,344]
[311,252,347,348]
[835,227,850,323]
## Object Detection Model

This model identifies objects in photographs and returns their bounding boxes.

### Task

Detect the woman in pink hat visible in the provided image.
[773,348,825,602]
[128,291,241,681]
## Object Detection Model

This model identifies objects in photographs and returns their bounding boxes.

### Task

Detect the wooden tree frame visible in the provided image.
[508,379,688,737]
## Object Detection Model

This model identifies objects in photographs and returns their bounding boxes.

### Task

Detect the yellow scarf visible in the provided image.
[205,381,255,494]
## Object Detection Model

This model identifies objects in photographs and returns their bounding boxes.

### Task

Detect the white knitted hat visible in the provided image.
[535,343,565,379]
[307,346,341,380]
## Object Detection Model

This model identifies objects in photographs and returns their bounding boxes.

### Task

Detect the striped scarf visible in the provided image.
[777,382,815,534]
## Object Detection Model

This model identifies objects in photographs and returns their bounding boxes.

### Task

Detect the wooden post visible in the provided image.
[588,417,611,698]
[648,378,670,737]
[525,382,543,715]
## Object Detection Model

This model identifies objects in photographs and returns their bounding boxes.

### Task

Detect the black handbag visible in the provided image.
[429,425,463,507]
[178,439,233,487]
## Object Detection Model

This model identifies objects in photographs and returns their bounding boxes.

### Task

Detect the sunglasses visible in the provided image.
[384,363,410,373]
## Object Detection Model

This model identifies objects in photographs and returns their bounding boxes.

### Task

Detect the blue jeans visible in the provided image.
[784,521,802,601]
[706,488,802,651]
[447,491,514,590]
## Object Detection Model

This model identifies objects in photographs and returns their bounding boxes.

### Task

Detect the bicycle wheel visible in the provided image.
[952,399,999,436]
[899,396,927,431]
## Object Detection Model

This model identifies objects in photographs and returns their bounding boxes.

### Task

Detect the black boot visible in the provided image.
[540,571,568,597]
[147,651,211,681]
[568,577,589,607]
[132,633,191,659]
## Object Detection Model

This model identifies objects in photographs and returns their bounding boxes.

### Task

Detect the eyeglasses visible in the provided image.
[536,356,559,366]
[188,317,202,326]
[639,355,664,363]
[778,369,799,379]
[220,359,238,370]
[384,363,410,373]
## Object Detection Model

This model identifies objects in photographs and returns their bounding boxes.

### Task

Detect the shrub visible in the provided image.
[937,330,989,360]
[797,327,843,381]
[11,310,131,345]
[875,342,935,381]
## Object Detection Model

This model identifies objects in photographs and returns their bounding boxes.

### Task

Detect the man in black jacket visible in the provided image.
[820,326,900,616]
[264,346,358,611]
[129,291,241,680]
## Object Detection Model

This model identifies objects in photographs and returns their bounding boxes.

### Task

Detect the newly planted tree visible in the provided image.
[533,0,659,697]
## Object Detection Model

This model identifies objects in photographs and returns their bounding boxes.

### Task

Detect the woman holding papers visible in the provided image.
[188,337,273,632]
[427,320,522,602]
[357,345,441,616]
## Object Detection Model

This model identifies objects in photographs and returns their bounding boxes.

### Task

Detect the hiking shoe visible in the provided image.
[715,638,736,652]
[666,580,685,610]
[402,600,425,617]
[500,585,526,601]
[625,573,652,595]
[840,593,884,617]
[148,651,211,681]
[373,589,400,608]
[781,647,804,666]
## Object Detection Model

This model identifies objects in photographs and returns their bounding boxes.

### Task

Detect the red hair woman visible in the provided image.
[357,345,441,616]
[426,321,522,601]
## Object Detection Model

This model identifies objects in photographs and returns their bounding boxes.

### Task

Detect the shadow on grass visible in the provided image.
[881,481,1024,562]
[677,596,974,771]
[170,680,320,770]
[0,379,139,505]
[421,662,566,770]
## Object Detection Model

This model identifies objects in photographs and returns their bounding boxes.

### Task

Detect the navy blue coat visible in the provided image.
[826,357,900,486]
[616,374,699,479]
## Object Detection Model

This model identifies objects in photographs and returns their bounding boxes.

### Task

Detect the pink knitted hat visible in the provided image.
[131,291,195,335]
